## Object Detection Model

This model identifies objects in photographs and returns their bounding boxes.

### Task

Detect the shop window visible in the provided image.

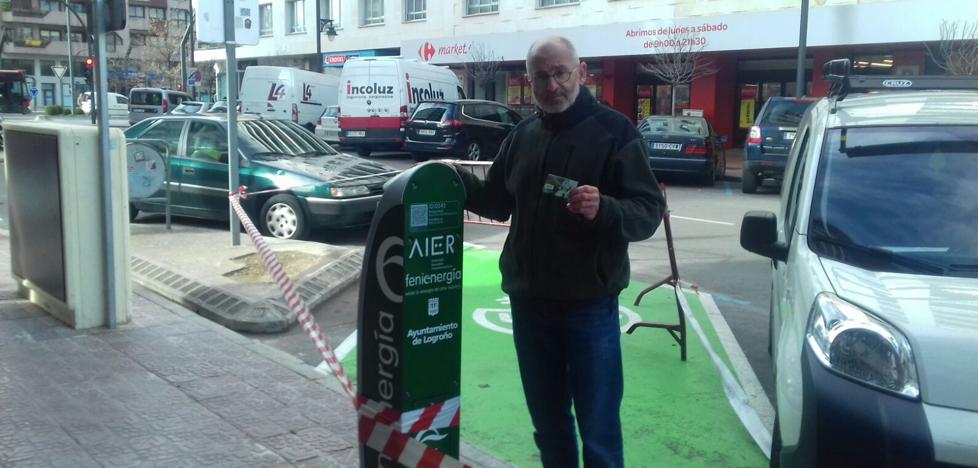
[852,54,894,76]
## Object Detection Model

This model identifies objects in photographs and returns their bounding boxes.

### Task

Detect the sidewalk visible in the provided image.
[0,233,503,467]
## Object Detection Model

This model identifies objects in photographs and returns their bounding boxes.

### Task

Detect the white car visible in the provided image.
[315,105,340,143]
[79,91,129,119]
[741,60,978,467]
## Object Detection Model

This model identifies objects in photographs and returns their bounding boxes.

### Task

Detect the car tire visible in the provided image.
[715,151,727,181]
[129,203,139,223]
[303,122,315,133]
[412,152,431,162]
[742,167,758,194]
[260,194,308,240]
[465,140,482,161]
[700,160,716,186]
[357,147,371,157]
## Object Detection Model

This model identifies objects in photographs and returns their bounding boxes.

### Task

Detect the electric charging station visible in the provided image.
[358,162,466,466]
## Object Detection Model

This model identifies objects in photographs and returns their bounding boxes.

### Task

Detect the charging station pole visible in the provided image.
[358,163,465,466]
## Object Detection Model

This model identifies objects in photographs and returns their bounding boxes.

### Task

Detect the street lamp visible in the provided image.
[320,19,338,39]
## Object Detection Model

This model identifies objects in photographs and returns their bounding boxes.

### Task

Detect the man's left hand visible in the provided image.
[567,185,600,221]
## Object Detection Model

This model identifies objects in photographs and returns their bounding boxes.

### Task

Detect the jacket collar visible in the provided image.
[538,85,596,131]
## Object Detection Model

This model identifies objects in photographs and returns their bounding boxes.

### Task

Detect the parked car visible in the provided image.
[170,101,210,114]
[240,66,339,131]
[79,91,129,119]
[123,114,399,240]
[742,96,816,193]
[315,105,340,143]
[205,99,229,114]
[741,59,978,467]
[638,115,726,185]
[128,87,192,125]
[404,99,522,162]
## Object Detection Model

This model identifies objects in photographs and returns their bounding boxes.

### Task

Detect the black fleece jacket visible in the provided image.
[459,87,666,301]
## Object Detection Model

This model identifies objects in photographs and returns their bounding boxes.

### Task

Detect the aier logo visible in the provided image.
[882,79,913,88]
[406,73,445,104]
[347,80,394,96]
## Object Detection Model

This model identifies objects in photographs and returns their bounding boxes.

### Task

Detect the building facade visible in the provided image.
[196,0,977,146]
[0,0,191,109]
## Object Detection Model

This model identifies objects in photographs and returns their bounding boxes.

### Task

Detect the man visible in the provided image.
[455,37,665,467]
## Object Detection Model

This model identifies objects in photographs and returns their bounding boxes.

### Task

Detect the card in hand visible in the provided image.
[542,174,579,201]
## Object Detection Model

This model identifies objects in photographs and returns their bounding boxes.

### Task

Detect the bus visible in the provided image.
[0,70,31,114]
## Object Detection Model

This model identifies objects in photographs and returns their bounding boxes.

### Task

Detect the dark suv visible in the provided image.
[742,96,816,193]
[405,99,522,162]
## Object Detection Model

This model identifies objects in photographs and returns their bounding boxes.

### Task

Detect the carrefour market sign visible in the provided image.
[403,0,975,64]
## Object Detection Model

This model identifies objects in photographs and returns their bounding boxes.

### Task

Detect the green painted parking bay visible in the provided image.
[344,248,766,467]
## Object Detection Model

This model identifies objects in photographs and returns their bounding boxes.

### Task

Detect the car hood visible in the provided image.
[252,153,397,187]
[820,258,978,411]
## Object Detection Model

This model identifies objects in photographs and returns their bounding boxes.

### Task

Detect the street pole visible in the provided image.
[93,0,118,329]
[796,0,810,97]
[315,0,321,72]
[66,6,75,109]
[224,0,240,246]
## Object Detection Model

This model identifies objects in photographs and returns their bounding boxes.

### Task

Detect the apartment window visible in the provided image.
[40,60,57,77]
[39,0,64,12]
[148,7,166,20]
[405,0,425,21]
[7,59,35,75]
[130,33,146,46]
[15,27,34,41]
[130,5,145,17]
[321,0,340,28]
[465,0,498,15]
[39,29,64,41]
[260,4,273,36]
[71,32,86,43]
[172,9,190,28]
[362,0,384,25]
[287,0,306,33]
[539,0,578,6]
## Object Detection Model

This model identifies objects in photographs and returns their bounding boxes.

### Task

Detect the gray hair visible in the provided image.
[526,36,580,71]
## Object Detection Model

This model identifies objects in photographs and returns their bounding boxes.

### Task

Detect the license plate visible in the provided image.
[652,142,682,151]
[418,129,436,136]
[347,131,365,137]
[783,132,796,140]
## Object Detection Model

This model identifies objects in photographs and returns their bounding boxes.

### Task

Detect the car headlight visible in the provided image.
[806,292,919,399]
[329,185,370,198]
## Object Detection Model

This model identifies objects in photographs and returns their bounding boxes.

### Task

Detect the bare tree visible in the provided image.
[144,18,185,88]
[926,20,978,76]
[639,31,716,115]
[465,43,501,100]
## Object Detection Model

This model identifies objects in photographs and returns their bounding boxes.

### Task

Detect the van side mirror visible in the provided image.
[740,211,788,262]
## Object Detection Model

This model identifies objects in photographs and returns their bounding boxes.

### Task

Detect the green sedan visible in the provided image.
[124,114,399,240]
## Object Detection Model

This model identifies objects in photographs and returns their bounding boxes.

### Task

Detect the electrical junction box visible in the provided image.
[3,121,131,329]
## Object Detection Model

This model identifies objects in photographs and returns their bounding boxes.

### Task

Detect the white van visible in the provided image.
[338,57,463,156]
[79,91,129,119]
[240,66,339,131]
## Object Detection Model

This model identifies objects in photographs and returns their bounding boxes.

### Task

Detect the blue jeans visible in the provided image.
[510,295,624,468]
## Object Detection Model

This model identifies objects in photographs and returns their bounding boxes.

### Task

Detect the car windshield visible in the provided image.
[760,100,813,127]
[323,106,339,118]
[238,119,338,157]
[411,103,453,122]
[808,125,978,277]
[641,117,706,136]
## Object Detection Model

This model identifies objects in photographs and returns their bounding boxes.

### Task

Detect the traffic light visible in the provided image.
[84,57,94,83]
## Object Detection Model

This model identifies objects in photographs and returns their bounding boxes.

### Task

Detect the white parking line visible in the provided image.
[315,330,358,375]
[671,215,736,226]
[698,290,775,433]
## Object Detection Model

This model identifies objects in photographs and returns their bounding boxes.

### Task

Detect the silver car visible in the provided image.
[315,105,340,143]
[742,60,978,467]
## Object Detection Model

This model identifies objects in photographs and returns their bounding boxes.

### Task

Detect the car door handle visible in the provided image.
[183,168,195,175]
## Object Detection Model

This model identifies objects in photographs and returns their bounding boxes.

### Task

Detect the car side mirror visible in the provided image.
[740,211,788,262]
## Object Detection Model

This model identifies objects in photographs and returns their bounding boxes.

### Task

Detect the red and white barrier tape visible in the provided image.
[228,188,469,468]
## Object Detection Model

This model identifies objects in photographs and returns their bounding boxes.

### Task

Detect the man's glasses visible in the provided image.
[530,69,574,85]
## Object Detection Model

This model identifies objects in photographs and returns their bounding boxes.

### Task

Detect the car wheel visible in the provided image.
[770,411,783,468]
[357,147,371,157]
[129,203,139,222]
[303,122,315,133]
[742,167,758,194]
[260,194,308,240]
[412,152,431,162]
[465,140,482,161]
[715,151,727,181]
